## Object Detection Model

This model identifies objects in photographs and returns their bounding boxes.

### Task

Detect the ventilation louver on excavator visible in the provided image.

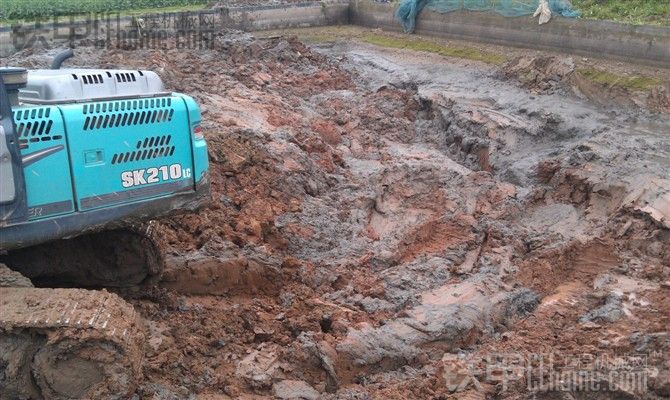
[19,69,168,104]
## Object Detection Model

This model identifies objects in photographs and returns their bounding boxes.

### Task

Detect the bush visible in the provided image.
[1,0,209,21]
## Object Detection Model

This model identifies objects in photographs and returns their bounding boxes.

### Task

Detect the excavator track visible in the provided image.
[0,285,144,400]
[0,224,169,398]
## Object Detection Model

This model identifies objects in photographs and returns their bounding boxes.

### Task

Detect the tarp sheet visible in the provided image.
[396,0,580,32]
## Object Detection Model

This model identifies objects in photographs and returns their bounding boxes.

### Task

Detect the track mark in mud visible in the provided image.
[160,256,282,296]
[517,240,621,296]
[397,219,474,263]
[571,240,621,275]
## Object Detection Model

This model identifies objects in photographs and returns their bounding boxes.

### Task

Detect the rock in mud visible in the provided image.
[337,280,538,374]
[235,345,281,389]
[139,383,192,400]
[580,292,625,323]
[0,263,33,288]
[504,288,540,317]
[499,55,575,93]
[272,380,320,400]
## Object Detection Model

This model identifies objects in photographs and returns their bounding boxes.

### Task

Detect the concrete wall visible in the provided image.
[227,1,349,31]
[350,0,670,67]
[1,32,15,56]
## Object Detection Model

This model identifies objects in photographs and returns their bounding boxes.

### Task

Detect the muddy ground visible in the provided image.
[3,28,670,399]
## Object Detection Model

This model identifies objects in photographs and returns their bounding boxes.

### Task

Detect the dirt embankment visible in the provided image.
[4,30,669,399]
[500,54,670,113]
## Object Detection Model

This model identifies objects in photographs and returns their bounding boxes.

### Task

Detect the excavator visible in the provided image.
[0,50,210,399]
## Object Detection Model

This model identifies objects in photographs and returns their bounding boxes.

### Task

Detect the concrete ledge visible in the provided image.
[350,0,670,67]
[226,1,349,30]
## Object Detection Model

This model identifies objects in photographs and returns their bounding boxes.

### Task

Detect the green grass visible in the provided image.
[361,34,507,64]
[572,0,670,26]
[0,0,209,22]
[577,68,662,91]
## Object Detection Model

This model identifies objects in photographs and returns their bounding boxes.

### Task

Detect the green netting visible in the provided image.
[396,0,580,32]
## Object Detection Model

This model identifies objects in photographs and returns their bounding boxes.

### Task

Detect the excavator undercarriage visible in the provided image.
[1,225,165,288]
[0,51,210,399]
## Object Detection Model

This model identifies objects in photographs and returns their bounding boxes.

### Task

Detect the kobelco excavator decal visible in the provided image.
[121,163,192,188]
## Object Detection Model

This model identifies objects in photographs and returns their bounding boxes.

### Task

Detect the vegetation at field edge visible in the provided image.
[1,0,209,22]
[571,0,670,26]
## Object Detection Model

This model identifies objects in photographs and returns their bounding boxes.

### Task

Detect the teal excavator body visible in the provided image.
[0,55,210,252]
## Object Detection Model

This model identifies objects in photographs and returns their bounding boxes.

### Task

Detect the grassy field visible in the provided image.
[0,0,208,22]
[572,0,670,26]
[576,68,663,91]
[361,34,507,64]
